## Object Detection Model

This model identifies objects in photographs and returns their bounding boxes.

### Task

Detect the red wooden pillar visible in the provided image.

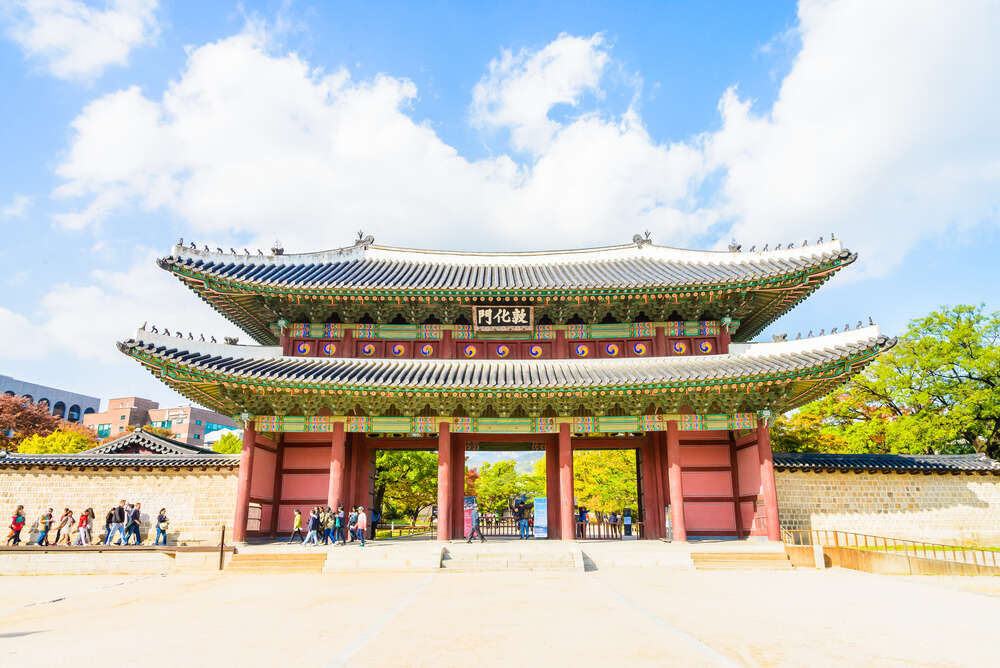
[666,420,686,541]
[640,436,661,539]
[757,421,781,541]
[545,435,560,539]
[451,436,464,539]
[353,438,370,511]
[327,421,346,510]
[650,433,666,539]
[658,431,670,534]
[654,326,667,357]
[279,331,291,356]
[558,422,575,540]
[340,328,354,358]
[555,329,567,359]
[269,435,284,537]
[437,421,452,541]
[442,329,454,359]
[233,420,256,543]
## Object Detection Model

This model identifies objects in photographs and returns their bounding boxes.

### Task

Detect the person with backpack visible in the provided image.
[465,504,485,543]
[155,508,169,546]
[289,509,304,543]
[7,505,25,546]
[36,508,54,546]
[76,508,93,546]
[121,504,138,545]
[355,506,368,547]
[320,506,332,545]
[105,501,126,545]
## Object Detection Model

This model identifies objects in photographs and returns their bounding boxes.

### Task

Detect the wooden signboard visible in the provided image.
[472,305,533,331]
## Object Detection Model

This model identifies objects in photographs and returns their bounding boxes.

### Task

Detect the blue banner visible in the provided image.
[533,497,548,538]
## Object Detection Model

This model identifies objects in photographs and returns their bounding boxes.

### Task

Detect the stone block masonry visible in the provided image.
[0,467,238,545]
[776,470,1000,546]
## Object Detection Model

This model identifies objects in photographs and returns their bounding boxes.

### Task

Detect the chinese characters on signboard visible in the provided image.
[473,306,533,331]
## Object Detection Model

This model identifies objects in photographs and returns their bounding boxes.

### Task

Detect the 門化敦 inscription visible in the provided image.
[473,306,533,331]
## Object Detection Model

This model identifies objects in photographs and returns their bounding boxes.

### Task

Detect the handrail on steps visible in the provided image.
[782,529,999,568]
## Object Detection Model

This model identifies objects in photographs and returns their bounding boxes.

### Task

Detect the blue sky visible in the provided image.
[1,0,998,427]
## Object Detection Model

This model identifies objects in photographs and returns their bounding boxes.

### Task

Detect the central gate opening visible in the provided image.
[465,444,546,538]
[572,447,641,539]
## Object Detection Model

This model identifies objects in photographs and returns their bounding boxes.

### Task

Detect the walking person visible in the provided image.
[58,509,75,546]
[7,505,25,546]
[355,506,367,547]
[304,508,320,545]
[121,504,136,545]
[348,506,358,542]
[129,502,143,545]
[288,509,304,543]
[53,508,71,545]
[36,508,54,546]
[335,505,345,545]
[76,508,93,546]
[465,504,485,543]
[515,501,529,540]
[320,506,332,545]
[155,508,169,546]
[105,501,126,545]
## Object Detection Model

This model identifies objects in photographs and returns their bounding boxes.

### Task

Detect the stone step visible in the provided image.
[691,552,793,570]
[226,552,328,573]
[440,546,580,572]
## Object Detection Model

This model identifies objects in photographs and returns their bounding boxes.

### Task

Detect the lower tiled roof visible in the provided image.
[773,452,1000,474]
[0,451,240,468]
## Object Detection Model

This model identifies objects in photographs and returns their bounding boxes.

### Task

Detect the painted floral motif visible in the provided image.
[295,342,310,355]
[420,343,434,357]
[672,341,687,355]
[528,345,543,358]
[575,343,589,357]
[464,344,477,358]
[322,342,336,356]
[632,342,648,356]
[392,343,406,357]
[496,344,510,358]
[605,343,620,357]
[361,343,376,357]
[699,340,713,354]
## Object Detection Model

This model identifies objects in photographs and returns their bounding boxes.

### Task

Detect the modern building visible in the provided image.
[0,374,100,422]
[82,397,238,445]
[119,236,895,543]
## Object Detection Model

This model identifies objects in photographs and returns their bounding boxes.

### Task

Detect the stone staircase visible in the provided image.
[691,551,793,571]
[440,544,582,572]
[225,552,328,574]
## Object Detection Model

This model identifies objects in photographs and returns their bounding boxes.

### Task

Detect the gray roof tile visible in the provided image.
[773,452,1000,474]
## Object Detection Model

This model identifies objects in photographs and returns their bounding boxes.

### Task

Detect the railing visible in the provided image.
[783,529,1000,569]
[481,518,522,537]
[375,522,435,539]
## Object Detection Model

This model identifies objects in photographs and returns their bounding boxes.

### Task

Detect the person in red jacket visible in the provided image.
[7,505,25,546]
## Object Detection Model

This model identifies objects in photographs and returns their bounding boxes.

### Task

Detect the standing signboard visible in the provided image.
[532,497,548,538]
[463,496,476,538]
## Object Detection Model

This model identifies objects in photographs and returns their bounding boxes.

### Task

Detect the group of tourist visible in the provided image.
[6,502,170,547]
[290,505,369,547]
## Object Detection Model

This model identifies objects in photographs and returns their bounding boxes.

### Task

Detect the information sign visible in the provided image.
[532,497,548,538]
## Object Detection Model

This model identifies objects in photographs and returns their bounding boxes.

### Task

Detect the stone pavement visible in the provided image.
[1,566,998,667]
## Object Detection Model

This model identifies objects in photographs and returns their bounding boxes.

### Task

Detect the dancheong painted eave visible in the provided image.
[158,238,857,345]
[117,326,894,419]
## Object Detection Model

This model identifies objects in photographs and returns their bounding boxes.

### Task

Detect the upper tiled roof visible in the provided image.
[773,452,1000,474]
[160,239,853,291]
[85,428,218,455]
[120,326,891,391]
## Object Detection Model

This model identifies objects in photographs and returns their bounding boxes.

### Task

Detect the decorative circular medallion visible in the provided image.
[361,343,376,357]
[296,342,310,355]
[605,343,620,357]
[496,344,510,358]
[575,343,589,357]
[528,345,543,358]
[392,343,406,357]
[322,342,336,356]
[420,343,434,357]
[463,344,477,358]
[699,340,713,354]
[632,342,647,356]
[672,341,688,355]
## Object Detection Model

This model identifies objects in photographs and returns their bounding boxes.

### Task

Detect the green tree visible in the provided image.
[374,451,438,525]
[213,432,242,453]
[476,460,539,515]
[17,422,97,454]
[777,305,1000,457]
[573,449,637,513]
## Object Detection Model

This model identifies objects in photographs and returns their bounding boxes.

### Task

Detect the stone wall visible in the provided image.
[0,467,238,545]
[775,470,1000,546]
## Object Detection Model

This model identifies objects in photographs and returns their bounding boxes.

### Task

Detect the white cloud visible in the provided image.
[5,0,159,81]
[52,28,708,251]
[1,194,31,218]
[471,33,610,153]
[0,251,241,365]
[705,0,1000,274]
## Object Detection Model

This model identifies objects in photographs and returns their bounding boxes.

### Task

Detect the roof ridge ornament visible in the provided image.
[271,240,284,255]
[355,230,375,248]
[728,239,742,252]
[632,230,652,248]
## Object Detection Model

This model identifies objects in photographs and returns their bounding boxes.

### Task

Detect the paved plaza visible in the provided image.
[1,563,998,667]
